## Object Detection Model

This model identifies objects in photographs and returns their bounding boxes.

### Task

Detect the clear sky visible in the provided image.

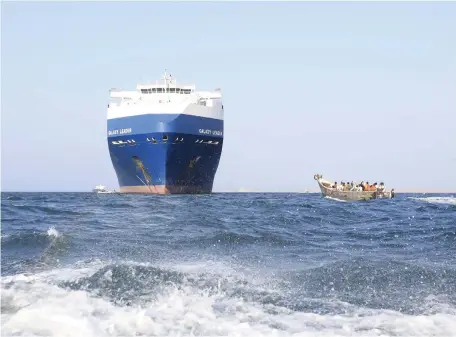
[2,1,455,193]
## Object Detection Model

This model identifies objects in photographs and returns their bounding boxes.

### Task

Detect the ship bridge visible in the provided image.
[137,72,195,95]
[108,71,222,108]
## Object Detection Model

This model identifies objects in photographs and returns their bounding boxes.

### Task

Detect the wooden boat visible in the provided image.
[313,174,394,201]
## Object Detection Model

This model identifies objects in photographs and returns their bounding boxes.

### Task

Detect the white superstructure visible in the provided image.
[107,71,224,120]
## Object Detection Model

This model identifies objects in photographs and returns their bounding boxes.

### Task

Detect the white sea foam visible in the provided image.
[2,260,455,337]
[324,196,347,203]
[47,226,60,238]
[409,197,456,206]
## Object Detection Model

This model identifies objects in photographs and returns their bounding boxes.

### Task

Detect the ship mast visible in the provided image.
[164,69,170,102]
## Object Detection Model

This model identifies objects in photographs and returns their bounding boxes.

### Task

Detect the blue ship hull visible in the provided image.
[107,114,223,194]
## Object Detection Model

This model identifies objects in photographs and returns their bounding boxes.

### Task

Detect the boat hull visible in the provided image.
[107,114,223,194]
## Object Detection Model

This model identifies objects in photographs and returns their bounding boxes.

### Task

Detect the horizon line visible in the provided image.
[1,190,455,194]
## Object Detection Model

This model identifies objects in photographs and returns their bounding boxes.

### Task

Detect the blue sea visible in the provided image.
[1,192,455,336]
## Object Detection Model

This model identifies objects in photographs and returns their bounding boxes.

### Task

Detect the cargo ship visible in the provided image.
[107,71,224,194]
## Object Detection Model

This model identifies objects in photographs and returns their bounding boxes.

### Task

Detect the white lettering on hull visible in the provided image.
[199,129,223,136]
[108,128,132,136]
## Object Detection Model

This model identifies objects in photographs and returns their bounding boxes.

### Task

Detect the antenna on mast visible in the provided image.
[163,69,172,85]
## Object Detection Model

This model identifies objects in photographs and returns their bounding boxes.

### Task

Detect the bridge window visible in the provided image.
[141,87,191,94]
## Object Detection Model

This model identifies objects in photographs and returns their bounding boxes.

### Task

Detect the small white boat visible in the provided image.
[92,185,116,194]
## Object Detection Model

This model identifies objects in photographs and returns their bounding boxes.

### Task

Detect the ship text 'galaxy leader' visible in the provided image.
[107,72,224,194]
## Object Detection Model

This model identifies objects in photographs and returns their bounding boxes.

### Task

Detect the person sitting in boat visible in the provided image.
[377,182,385,192]
[369,182,378,191]
[337,182,345,191]
[343,182,348,190]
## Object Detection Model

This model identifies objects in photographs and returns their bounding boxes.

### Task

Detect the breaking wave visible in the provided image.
[2,259,456,337]
[409,196,456,206]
